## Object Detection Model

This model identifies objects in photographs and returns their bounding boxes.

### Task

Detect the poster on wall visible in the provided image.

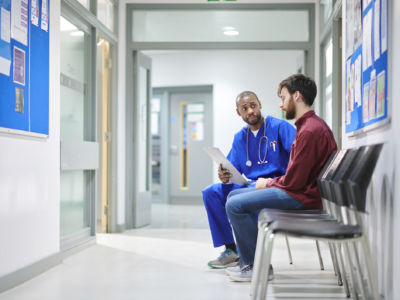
[0,0,11,76]
[345,0,389,135]
[30,0,39,26]
[11,0,28,46]
[12,46,25,85]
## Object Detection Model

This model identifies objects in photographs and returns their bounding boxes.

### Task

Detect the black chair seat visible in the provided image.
[258,211,333,225]
[269,219,362,240]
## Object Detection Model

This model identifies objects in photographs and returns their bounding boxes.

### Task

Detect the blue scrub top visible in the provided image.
[227,116,296,181]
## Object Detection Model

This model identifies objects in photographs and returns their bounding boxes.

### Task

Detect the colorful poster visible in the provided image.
[31,0,39,26]
[373,0,380,61]
[346,0,354,57]
[41,0,48,32]
[381,0,387,53]
[13,46,25,85]
[354,0,362,48]
[11,0,28,46]
[376,71,385,118]
[0,0,11,76]
[354,55,362,107]
[362,9,373,71]
[346,60,352,115]
[362,82,370,123]
[369,70,377,120]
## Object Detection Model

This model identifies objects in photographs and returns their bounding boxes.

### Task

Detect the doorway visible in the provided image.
[96,36,113,233]
[152,86,214,204]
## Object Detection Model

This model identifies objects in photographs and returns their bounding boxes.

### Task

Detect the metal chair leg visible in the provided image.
[328,242,343,286]
[285,235,293,264]
[253,231,275,300]
[316,240,325,270]
[251,223,269,298]
[349,241,367,300]
[335,243,351,298]
[343,242,360,299]
[360,236,380,300]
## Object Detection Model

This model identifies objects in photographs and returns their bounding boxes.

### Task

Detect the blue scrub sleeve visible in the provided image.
[227,140,243,174]
[279,121,296,154]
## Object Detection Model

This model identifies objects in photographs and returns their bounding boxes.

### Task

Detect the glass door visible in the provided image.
[60,15,96,248]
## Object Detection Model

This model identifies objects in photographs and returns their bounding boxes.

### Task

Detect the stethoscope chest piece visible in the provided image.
[246,121,269,167]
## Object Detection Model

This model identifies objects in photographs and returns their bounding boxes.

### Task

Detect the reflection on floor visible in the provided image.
[0,204,347,300]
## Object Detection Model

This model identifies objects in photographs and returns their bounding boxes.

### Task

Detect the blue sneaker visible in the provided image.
[208,249,240,269]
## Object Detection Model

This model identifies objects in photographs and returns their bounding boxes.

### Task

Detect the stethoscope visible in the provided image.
[245,121,268,167]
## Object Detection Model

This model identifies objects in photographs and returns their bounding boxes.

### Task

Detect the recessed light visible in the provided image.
[223,26,235,31]
[223,30,239,36]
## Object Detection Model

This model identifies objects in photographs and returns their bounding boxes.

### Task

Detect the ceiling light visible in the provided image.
[223,26,235,31]
[223,30,239,36]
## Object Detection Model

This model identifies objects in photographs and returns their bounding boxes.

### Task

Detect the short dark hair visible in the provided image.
[236,91,260,107]
[277,74,317,106]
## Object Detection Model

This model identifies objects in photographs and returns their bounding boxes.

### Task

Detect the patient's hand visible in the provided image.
[255,178,272,189]
[218,164,232,184]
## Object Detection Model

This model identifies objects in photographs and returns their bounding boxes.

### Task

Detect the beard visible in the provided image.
[244,111,262,125]
[285,97,296,120]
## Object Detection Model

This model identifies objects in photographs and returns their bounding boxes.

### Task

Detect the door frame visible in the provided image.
[152,85,213,204]
[126,51,152,229]
[126,3,316,226]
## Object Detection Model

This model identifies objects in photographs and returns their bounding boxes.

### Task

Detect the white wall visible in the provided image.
[341,0,400,297]
[0,2,60,277]
[148,50,302,157]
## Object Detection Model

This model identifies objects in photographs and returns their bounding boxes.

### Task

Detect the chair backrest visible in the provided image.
[330,147,365,207]
[318,149,348,201]
[316,150,338,197]
[345,143,383,212]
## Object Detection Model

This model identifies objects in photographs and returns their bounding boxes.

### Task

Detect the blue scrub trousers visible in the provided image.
[202,183,248,248]
[226,187,306,265]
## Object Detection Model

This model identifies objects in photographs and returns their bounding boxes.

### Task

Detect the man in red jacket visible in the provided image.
[225,74,337,281]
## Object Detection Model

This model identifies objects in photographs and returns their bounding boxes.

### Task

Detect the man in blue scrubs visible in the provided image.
[203,91,296,268]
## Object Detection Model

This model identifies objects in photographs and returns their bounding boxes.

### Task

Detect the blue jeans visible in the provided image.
[226,187,306,265]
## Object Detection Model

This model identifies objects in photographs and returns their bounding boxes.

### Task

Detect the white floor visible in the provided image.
[0,204,347,300]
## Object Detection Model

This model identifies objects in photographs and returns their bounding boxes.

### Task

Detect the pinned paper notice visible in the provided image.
[376,71,385,118]
[13,46,25,85]
[41,0,49,32]
[369,70,377,120]
[374,0,380,61]
[31,0,39,26]
[0,4,11,76]
[11,0,28,46]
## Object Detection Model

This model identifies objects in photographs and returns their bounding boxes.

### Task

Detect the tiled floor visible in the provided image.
[0,204,347,300]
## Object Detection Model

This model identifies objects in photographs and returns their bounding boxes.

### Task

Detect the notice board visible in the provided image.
[0,0,49,136]
[344,0,388,135]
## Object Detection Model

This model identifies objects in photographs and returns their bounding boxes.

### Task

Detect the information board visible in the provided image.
[344,0,388,135]
[0,0,49,136]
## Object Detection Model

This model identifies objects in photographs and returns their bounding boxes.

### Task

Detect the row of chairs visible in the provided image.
[250,143,383,300]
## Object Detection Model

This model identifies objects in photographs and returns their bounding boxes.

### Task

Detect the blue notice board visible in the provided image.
[0,0,49,136]
[345,0,388,135]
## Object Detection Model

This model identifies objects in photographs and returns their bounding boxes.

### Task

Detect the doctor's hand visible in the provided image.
[256,178,272,189]
[218,164,232,184]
